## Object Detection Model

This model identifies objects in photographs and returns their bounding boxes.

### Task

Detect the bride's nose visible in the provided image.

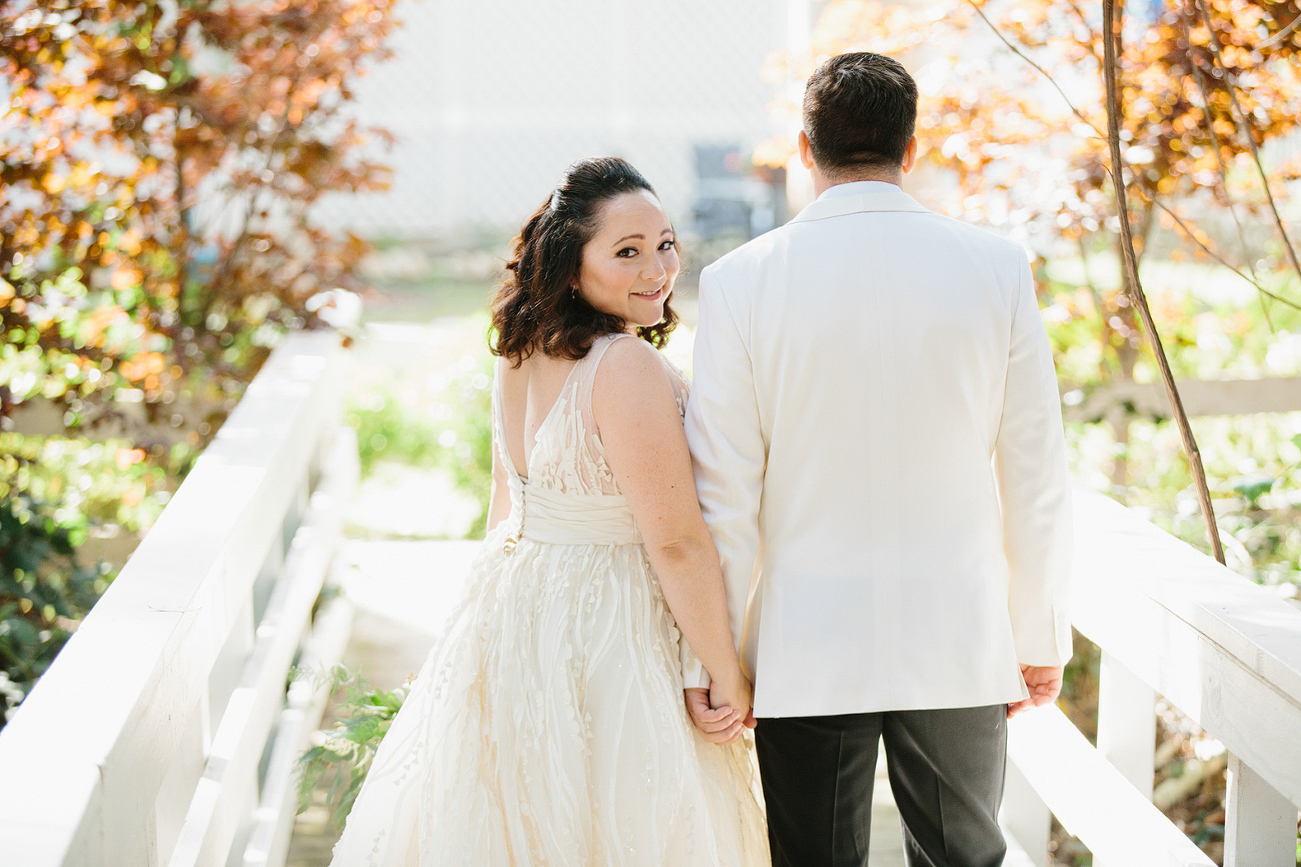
[641,256,666,282]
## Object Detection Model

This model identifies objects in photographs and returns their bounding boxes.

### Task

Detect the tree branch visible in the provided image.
[971,0,1301,315]
[1193,0,1301,291]
[1137,190,1301,313]
[1064,0,1106,70]
[1256,10,1301,50]
[966,0,1105,138]
[1103,0,1225,564]
[1181,13,1257,282]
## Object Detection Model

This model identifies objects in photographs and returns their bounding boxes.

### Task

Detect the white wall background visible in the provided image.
[316,0,794,240]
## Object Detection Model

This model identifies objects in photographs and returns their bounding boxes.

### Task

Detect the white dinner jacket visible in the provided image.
[683,181,1073,718]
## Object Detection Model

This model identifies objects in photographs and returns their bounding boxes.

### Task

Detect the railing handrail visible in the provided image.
[1062,374,1301,421]
[1003,483,1301,866]
[1069,485,1301,803]
[0,331,351,866]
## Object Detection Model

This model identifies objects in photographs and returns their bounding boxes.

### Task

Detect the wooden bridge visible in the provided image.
[0,331,1298,866]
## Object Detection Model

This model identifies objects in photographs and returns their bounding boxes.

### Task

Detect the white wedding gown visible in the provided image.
[327,333,769,866]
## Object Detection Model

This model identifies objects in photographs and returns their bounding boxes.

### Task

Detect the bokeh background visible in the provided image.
[5,0,1301,863]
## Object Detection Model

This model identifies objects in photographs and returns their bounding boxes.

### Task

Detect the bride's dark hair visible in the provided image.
[490,156,679,363]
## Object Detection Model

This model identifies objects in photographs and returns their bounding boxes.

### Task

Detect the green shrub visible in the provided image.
[0,492,110,727]
[296,665,408,832]
[346,391,441,476]
[0,432,190,725]
[345,352,494,538]
[429,355,493,539]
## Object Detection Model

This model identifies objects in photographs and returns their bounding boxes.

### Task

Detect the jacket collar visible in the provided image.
[789,181,930,224]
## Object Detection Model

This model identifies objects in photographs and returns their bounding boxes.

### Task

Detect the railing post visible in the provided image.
[1002,759,1051,866]
[1224,753,1297,867]
[1096,651,1155,800]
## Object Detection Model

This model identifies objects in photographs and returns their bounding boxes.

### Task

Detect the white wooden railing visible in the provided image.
[1000,485,1301,867]
[1061,375,1301,423]
[3,326,1298,866]
[0,331,359,867]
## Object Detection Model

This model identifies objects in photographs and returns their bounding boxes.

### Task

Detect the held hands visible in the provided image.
[690,664,1061,730]
[684,673,756,745]
[689,662,1062,729]
[1007,664,1064,719]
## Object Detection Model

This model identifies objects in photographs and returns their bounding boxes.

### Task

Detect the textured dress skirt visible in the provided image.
[327,333,769,866]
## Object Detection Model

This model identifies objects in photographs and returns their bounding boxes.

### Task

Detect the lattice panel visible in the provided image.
[313,0,791,240]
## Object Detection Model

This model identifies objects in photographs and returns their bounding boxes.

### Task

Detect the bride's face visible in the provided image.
[575,190,679,331]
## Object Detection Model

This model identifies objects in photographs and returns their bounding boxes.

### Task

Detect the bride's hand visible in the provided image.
[692,666,754,744]
[684,688,746,745]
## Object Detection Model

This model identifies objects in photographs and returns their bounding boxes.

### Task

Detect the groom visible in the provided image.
[683,52,1072,866]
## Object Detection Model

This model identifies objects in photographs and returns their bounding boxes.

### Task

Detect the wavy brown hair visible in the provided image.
[490,157,678,364]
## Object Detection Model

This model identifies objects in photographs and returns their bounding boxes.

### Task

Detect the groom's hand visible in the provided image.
[1007,664,1064,719]
[684,688,747,745]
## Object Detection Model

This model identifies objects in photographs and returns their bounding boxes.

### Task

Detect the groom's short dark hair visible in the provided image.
[803,52,917,175]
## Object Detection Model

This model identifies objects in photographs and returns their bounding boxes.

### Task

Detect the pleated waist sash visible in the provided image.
[506,477,642,546]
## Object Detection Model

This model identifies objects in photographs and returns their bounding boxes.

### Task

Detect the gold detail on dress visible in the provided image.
[505,485,525,555]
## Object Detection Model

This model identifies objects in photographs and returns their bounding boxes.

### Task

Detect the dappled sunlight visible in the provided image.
[5,0,1301,864]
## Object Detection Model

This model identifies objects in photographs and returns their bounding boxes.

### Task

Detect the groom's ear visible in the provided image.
[901,135,919,174]
[797,130,816,170]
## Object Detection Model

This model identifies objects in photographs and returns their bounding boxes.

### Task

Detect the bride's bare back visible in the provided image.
[496,352,579,482]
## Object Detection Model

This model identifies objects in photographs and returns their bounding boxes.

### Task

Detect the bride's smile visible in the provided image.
[574,187,679,331]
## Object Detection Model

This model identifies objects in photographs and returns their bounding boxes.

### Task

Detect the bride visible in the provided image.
[327,157,769,865]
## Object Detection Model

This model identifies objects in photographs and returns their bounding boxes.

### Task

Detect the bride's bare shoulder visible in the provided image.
[591,336,676,415]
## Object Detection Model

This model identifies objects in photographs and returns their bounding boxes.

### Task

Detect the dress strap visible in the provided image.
[583,332,634,368]
[572,333,636,427]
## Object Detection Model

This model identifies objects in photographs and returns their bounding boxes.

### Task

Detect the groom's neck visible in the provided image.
[812,166,904,198]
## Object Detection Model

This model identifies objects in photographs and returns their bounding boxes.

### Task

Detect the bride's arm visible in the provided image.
[486,436,511,532]
[592,338,752,718]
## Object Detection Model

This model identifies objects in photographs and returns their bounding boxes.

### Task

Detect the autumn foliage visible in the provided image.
[0,0,397,725]
[772,0,1301,378]
[1,0,397,439]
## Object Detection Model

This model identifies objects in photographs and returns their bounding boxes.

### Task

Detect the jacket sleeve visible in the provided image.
[995,251,1074,667]
[681,265,766,689]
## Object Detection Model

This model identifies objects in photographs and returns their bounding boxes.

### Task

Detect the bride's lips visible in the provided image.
[633,286,665,300]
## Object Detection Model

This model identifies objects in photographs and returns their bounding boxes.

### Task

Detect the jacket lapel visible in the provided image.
[789,187,931,224]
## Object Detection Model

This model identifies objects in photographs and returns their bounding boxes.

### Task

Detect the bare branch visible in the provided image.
[1193,0,1301,290]
[1256,11,1301,50]
[1181,13,1257,281]
[972,0,1301,315]
[1104,0,1226,564]
[1064,0,1106,70]
[965,0,1105,138]
[1139,192,1301,313]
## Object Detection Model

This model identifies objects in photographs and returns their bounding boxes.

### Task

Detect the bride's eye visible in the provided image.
[658,239,677,251]
[617,247,638,258]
